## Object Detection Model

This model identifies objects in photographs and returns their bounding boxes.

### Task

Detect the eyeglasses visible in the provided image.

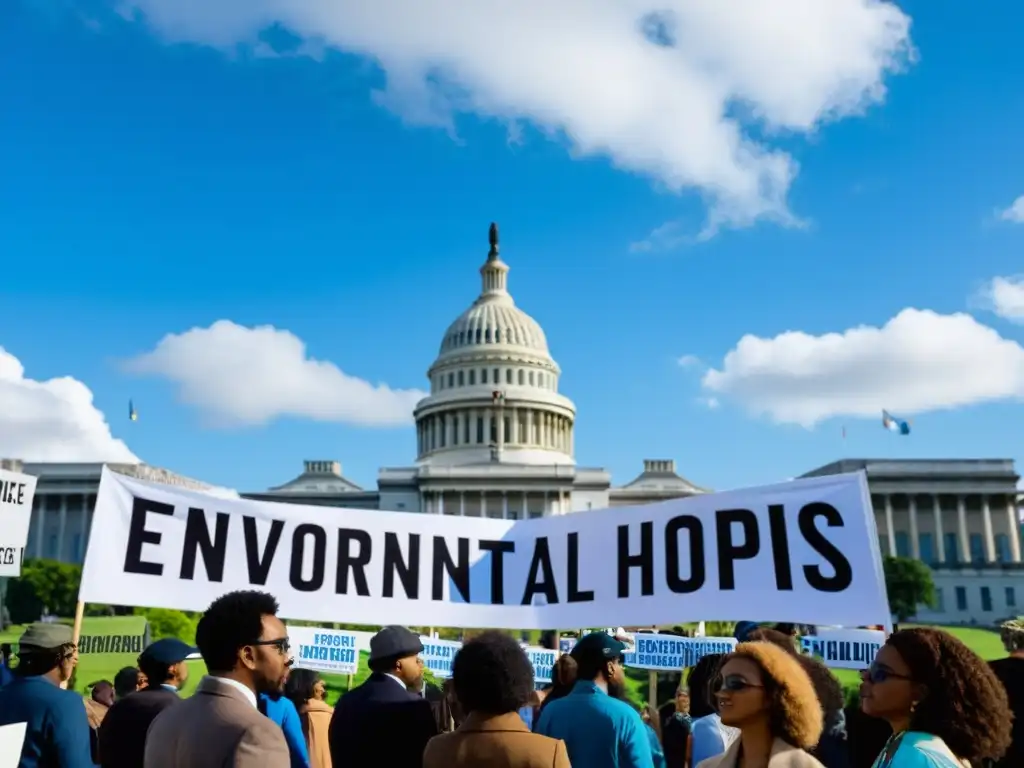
[251,637,291,655]
[860,663,910,684]
[714,674,764,693]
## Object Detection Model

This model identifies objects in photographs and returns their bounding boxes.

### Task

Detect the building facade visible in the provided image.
[243,224,707,514]
[2,458,227,566]
[801,458,1024,624]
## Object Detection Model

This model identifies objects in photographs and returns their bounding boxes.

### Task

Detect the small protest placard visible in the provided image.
[0,468,37,578]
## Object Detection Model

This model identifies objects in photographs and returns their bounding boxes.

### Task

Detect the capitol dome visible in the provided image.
[413,224,576,467]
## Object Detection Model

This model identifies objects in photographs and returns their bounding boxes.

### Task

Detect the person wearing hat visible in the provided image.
[535,631,653,768]
[96,638,196,768]
[990,617,1024,767]
[328,625,438,768]
[0,622,94,768]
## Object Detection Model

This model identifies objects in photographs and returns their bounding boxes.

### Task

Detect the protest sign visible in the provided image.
[0,723,27,768]
[288,626,358,675]
[0,468,37,577]
[524,646,557,683]
[79,467,887,629]
[625,635,737,671]
[420,637,461,679]
[799,628,884,670]
[558,637,576,653]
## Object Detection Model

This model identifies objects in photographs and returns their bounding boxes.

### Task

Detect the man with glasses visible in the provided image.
[0,622,93,768]
[144,590,292,768]
[534,631,653,768]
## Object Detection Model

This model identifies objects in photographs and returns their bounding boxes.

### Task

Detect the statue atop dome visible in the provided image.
[488,222,499,258]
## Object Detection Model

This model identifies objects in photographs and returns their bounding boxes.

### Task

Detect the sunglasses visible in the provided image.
[252,637,291,655]
[714,674,764,693]
[860,663,910,684]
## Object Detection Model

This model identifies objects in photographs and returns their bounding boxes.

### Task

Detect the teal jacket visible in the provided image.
[535,681,654,768]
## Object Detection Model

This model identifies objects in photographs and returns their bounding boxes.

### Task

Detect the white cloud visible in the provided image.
[125,321,426,427]
[0,348,138,463]
[115,0,914,232]
[998,195,1024,223]
[677,354,703,368]
[975,276,1024,323]
[702,308,1024,427]
[631,220,691,253]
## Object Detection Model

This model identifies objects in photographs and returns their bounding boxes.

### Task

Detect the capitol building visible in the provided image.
[6,224,1024,626]
[244,223,704,516]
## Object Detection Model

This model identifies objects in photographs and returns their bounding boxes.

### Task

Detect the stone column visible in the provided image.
[908,495,920,559]
[957,495,970,564]
[79,496,90,563]
[419,491,427,514]
[502,492,509,519]
[57,495,68,562]
[1008,495,1022,563]
[884,494,896,556]
[34,497,47,558]
[522,490,529,518]
[543,490,549,517]
[482,491,488,518]
[982,495,996,563]
[438,491,445,516]
[933,495,945,563]
[460,491,466,517]
[445,414,453,447]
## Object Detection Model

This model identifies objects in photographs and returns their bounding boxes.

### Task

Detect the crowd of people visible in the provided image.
[0,589,1021,768]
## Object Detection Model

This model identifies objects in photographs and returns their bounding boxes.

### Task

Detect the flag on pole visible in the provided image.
[128,400,138,422]
[881,409,910,435]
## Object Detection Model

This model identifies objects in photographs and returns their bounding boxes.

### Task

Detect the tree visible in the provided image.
[4,559,82,624]
[883,555,936,622]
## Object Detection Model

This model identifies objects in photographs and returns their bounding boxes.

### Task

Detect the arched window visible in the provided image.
[506,369,513,383]
[458,370,464,386]
[469,370,476,385]
[485,328,492,343]
[482,369,488,384]
[448,373,454,387]
[529,371,535,385]
[495,328,502,343]
[518,370,524,385]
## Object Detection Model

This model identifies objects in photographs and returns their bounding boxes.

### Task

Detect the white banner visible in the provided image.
[0,468,37,578]
[288,626,359,675]
[79,468,888,630]
[799,628,884,670]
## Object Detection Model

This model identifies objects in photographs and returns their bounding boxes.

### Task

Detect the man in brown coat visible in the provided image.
[423,631,570,768]
[144,590,293,768]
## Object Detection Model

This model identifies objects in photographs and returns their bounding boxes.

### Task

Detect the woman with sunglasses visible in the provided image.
[697,642,824,768]
[859,627,1011,767]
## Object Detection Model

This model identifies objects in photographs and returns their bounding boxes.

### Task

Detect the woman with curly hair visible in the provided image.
[859,627,1012,767]
[697,642,825,768]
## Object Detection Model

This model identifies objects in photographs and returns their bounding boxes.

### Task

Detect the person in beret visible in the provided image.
[0,622,94,768]
[97,638,197,768]
[328,625,438,768]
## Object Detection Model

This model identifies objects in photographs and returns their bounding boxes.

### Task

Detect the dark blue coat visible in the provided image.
[0,675,95,768]
[328,673,437,768]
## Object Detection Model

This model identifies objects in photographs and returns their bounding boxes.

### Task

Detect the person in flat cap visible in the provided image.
[96,637,198,768]
[535,631,653,768]
[0,622,94,768]
[990,617,1024,767]
[328,625,438,768]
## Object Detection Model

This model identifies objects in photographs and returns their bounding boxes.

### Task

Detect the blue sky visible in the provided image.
[3,0,1024,494]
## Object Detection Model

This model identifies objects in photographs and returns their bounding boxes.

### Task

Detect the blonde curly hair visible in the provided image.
[730,641,824,749]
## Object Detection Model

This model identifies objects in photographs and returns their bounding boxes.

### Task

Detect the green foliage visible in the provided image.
[883,556,936,622]
[4,559,82,624]
[135,608,197,642]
